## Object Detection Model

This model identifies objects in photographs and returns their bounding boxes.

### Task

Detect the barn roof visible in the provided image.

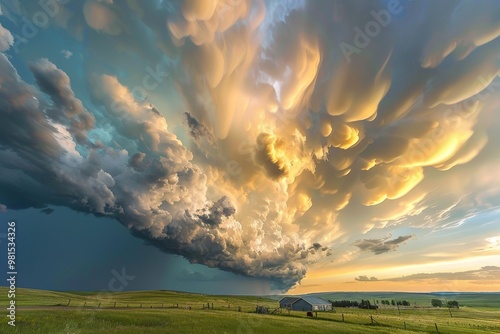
[279,296,300,304]
[293,296,330,306]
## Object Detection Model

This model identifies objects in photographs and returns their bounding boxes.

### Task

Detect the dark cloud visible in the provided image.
[0,54,69,209]
[197,196,236,226]
[185,112,214,141]
[310,242,322,250]
[254,133,289,179]
[29,59,95,146]
[131,223,308,291]
[306,243,331,257]
[0,54,63,162]
[353,235,415,255]
[40,208,54,215]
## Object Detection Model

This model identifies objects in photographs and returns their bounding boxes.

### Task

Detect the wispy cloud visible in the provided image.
[385,266,500,282]
[354,266,500,283]
[61,49,73,59]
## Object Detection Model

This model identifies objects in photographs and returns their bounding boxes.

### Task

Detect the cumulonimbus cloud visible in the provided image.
[1,0,500,291]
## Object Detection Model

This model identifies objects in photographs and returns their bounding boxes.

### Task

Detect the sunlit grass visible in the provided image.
[1,287,499,334]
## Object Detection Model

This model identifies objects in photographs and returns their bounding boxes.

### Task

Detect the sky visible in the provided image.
[0,0,499,295]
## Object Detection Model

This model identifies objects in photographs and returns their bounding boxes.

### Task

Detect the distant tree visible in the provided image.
[431,299,443,307]
[359,299,369,309]
[447,301,459,309]
[402,300,410,307]
[359,299,378,310]
[331,300,365,308]
[391,300,396,306]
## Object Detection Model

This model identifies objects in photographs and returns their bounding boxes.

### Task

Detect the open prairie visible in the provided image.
[1,287,499,334]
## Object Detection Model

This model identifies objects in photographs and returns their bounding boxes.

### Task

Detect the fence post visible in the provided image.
[83,302,86,307]
[98,302,101,308]
[342,313,344,322]
[67,299,71,307]
[435,323,439,333]
[140,304,142,308]
[371,315,374,324]
[404,321,406,330]
[114,302,116,308]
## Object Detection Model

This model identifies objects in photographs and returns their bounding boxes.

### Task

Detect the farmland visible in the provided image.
[0,287,499,333]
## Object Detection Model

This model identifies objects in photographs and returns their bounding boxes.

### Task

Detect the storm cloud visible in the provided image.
[1,0,500,291]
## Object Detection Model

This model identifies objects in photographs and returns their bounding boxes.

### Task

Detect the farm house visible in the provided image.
[279,296,332,311]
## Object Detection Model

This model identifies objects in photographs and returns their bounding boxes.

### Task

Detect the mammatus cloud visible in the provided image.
[1,0,500,291]
[353,235,415,255]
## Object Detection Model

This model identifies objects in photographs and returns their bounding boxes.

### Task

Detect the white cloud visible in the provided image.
[0,23,13,51]
[61,49,73,59]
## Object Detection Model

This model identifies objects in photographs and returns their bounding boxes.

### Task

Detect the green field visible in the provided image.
[0,287,499,333]
[308,291,500,308]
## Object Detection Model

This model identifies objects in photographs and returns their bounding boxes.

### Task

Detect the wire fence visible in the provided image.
[16,297,500,333]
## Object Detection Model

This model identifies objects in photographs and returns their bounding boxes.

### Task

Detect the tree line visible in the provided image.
[329,299,412,309]
[431,299,459,308]
[329,299,459,309]
[380,300,410,306]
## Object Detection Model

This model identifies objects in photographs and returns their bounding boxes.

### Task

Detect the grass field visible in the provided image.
[0,287,499,333]
[308,292,500,308]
